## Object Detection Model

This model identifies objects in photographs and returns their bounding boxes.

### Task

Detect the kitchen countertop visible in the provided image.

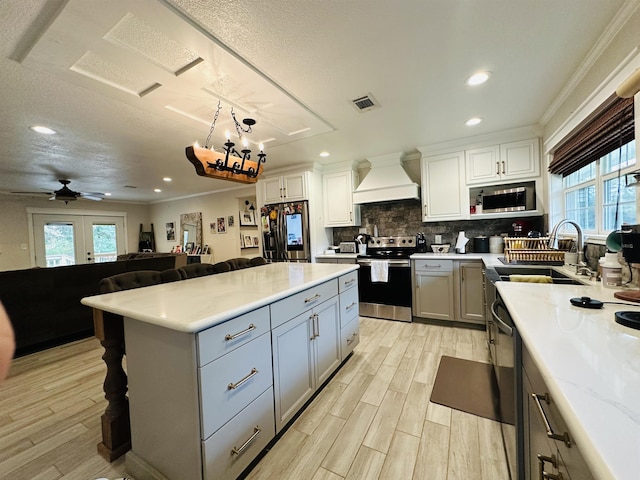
[315,252,359,259]
[81,263,358,333]
[411,252,504,262]
[497,279,640,480]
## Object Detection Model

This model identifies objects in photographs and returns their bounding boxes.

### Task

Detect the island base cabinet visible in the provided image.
[202,387,275,480]
[272,296,341,432]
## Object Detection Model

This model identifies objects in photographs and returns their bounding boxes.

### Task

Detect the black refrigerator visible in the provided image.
[260,201,310,262]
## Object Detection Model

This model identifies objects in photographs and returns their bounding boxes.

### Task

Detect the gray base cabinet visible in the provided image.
[412,259,484,324]
[123,271,358,480]
[522,343,595,480]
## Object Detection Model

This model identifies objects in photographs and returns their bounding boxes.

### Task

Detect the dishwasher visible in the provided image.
[486,268,524,480]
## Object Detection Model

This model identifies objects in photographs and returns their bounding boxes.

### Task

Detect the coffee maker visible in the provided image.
[614,225,640,303]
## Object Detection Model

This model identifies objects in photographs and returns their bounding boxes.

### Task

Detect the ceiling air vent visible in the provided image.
[351,93,380,112]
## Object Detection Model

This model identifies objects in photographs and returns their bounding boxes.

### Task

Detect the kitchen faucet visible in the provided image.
[548,219,592,275]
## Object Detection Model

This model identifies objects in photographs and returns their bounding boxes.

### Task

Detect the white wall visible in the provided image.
[149,184,259,263]
[0,194,150,272]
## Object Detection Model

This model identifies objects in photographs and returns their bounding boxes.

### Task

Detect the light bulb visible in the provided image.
[225,130,231,141]
[259,143,264,152]
[194,140,200,148]
[242,138,248,148]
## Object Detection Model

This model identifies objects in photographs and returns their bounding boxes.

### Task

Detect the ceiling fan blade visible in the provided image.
[80,194,103,201]
[10,191,53,195]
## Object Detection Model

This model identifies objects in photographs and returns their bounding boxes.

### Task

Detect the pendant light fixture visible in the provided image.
[185,101,266,184]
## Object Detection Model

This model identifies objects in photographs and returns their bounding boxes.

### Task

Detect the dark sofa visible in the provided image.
[0,254,187,356]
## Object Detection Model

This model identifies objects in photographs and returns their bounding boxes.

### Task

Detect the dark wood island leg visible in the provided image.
[93,309,131,461]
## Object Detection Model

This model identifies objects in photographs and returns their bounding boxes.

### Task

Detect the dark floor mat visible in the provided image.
[430,355,514,424]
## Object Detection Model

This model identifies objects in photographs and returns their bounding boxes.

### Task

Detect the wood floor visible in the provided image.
[0,317,509,480]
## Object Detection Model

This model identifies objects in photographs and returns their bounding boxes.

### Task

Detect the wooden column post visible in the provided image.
[93,308,131,461]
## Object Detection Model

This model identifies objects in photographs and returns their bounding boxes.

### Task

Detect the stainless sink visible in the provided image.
[493,266,584,285]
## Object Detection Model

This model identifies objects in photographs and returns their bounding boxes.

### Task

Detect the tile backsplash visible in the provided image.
[333,199,544,252]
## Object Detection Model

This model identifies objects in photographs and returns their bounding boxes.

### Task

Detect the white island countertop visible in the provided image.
[497,280,640,480]
[81,263,358,333]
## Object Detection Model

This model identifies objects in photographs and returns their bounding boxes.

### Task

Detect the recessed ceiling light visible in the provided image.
[30,125,56,134]
[104,192,112,196]
[466,117,483,126]
[319,151,330,158]
[466,72,490,86]
[154,188,162,193]
[163,177,172,182]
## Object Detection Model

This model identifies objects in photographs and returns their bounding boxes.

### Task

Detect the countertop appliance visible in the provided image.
[416,232,427,253]
[357,236,417,322]
[484,267,524,480]
[338,241,357,253]
[261,201,310,262]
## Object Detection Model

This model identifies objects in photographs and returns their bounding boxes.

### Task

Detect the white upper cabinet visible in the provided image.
[466,138,540,185]
[421,151,468,221]
[262,172,309,203]
[323,170,361,227]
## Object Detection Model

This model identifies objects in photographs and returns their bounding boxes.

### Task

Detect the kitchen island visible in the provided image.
[81,262,359,480]
[497,280,640,480]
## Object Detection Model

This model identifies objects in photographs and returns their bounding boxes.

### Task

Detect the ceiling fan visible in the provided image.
[11,179,104,204]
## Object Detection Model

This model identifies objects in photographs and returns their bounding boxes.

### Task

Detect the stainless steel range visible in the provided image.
[357,236,416,322]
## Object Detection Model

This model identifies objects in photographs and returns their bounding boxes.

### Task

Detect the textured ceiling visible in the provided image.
[0,0,632,203]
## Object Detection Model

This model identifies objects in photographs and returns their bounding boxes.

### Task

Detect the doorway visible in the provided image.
[31,213,126,267]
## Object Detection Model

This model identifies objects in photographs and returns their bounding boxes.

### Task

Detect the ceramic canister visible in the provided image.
[489,235,504,254]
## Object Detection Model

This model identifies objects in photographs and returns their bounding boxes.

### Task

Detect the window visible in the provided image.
[562,139,636,234]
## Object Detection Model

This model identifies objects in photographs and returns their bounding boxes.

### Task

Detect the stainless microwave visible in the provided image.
[482,186,535,213]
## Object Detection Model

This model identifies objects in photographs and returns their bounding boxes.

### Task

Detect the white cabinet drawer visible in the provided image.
[199,332,273,439]
[202,387,275,480]
[339,287,359,327]
[340,316,360,360]
[414,259,453,272]
[270,279,338,329]
[339,270,358,292]
[197,306,270,367]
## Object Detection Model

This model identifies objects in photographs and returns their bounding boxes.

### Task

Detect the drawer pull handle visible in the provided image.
[231,426,261,456]
[225,323,257,341]
[344,279,356,286]
[537,454,563,480]
[531,393,571,447]
[305,293,322,303]
[228,368,258,390]
[423,264,441,269]
[346,302,357,310]
[346,332,358,345]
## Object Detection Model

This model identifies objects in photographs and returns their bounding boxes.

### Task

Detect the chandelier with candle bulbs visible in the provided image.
[185,101,266,184]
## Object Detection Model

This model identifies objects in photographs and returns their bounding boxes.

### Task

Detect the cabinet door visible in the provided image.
[414,272,454,320]
[500,139,540,180]
[422,151,468,221]
[458,262,485,323]
[323,170,360,227]
[465,145,501,185]
[313,297,341,386]
[263,177,284,203]
[272,312,315,432]
[282,172,307,200]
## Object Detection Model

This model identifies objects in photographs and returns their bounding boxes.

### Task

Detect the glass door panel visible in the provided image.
[33,213,126,267]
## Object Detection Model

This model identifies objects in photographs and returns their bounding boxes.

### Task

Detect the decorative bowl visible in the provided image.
[431,244,451,253]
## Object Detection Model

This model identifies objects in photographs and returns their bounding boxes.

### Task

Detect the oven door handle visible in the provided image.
[490,299,513,337]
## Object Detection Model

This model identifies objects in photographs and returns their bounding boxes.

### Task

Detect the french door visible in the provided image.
[32,213,126,267]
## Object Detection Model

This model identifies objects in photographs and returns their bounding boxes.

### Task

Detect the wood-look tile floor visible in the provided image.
[0,317,509,480]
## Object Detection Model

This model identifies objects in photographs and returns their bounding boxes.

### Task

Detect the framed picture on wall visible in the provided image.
[210,222,216,234]
[240,210,256,226]
[244,234,252,247]
[166,222,176,241]
[252,236,259,247]
[217,217,226,234]
[228,215,234,227]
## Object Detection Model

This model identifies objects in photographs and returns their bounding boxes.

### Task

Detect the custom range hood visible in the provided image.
[353,152,419,204]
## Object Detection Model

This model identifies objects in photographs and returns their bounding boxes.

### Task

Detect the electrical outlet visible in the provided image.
[20,243,27,250]
[435,234,442,244]
[358,228,367,233]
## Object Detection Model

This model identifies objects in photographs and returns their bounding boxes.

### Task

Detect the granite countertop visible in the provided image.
[81,263,358,333]
[497,280,640,480]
